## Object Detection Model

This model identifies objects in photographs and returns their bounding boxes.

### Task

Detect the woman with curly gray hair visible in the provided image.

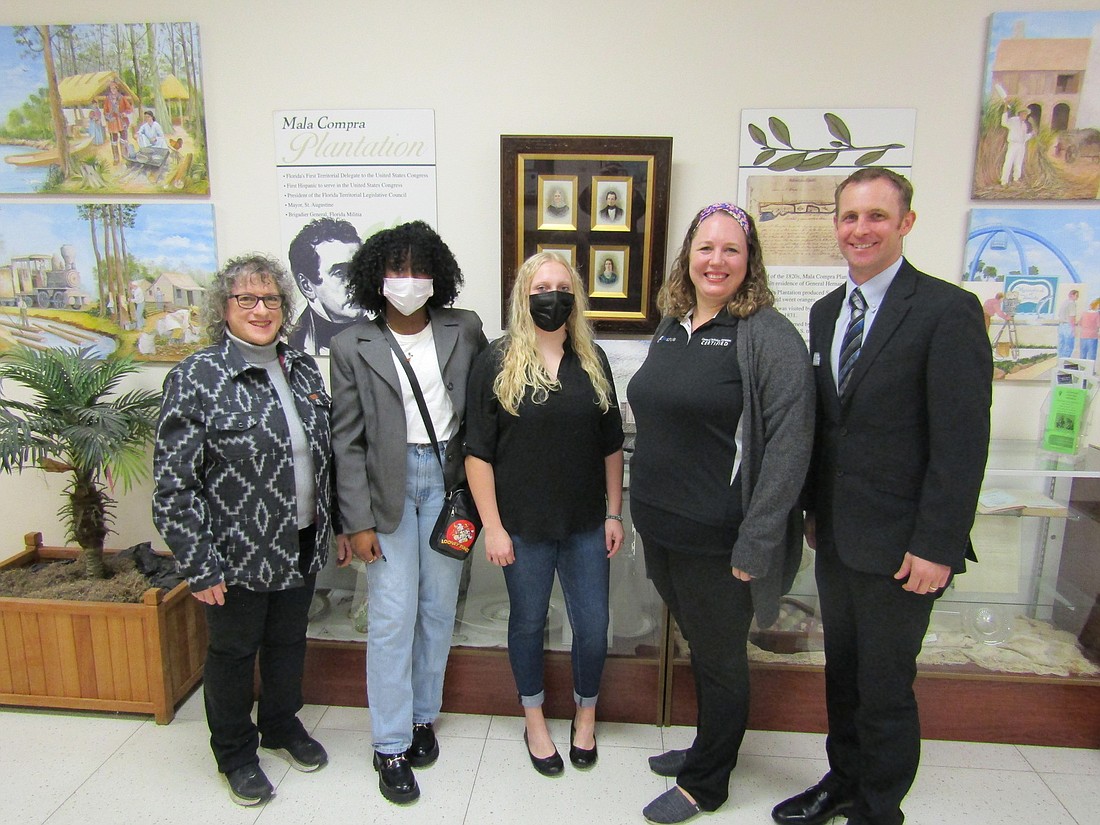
[153,253,348,807]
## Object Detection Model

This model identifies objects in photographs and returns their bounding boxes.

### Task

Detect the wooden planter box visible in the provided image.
[0,532,207,724]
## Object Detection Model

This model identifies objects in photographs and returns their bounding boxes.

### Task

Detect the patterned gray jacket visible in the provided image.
[152,337,339,592]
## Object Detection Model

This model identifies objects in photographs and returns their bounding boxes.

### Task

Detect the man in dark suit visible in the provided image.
[772,169,992,825]
[287,218,363,355]
[597,189,625,224]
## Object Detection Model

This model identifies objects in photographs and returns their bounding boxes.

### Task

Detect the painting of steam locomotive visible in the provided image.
[0,202,216,361]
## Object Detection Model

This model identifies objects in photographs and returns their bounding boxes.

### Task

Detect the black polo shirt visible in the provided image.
[627,311,745,553]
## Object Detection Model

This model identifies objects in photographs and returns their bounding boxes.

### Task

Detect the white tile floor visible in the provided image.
[3,687,1098,825]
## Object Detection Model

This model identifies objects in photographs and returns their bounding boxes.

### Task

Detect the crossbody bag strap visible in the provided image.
[375,315,446,477]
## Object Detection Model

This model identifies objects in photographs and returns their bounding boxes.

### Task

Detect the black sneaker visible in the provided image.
[225,763,274,807]
[373,751,420,804]
[263,734,329,772]
[406,722,440,768]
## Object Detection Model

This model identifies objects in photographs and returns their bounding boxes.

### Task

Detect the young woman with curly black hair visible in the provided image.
[328,221,486,806]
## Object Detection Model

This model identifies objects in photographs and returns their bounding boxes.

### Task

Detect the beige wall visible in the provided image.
[1,0,1096,557]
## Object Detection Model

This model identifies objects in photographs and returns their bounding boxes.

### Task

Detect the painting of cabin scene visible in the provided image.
[0,23,208,196]
[0,203,216,361]
[973,11,1100,200]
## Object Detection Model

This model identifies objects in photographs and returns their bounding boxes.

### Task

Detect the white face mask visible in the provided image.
[383,278,434,316]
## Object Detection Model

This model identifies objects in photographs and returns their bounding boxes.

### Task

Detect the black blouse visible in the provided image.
[465,337,624,541]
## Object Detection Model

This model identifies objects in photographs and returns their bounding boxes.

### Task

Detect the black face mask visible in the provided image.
[529,291,575,332]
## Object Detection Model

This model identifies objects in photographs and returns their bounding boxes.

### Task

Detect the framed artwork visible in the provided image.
[972,11,1100,200]
[536,243,577,267]
[0,202,216,362]
[591,176,631,231]
[537,175,577,230]
[589,246,629,299]
[962,207,1099,381]
[501,135,672,333]
[0,24,210,196]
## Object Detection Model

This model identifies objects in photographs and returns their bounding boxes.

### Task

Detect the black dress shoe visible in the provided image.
[569,722,598,769]
[406,722,439,768]
[523,730,564,776]
[772,780,854,825]
[373,751,420,804]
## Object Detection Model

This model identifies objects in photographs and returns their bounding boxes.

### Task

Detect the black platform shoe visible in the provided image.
[407,722,439,768]
[373,751,420,804]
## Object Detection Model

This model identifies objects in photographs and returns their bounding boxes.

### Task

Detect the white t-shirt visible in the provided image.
[390,321,458,444]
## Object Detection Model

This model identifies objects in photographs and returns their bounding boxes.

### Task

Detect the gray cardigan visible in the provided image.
[731,307,815,628]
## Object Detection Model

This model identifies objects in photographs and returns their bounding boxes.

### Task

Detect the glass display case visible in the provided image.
[303,440,1100,745]
[668,440,1100,746]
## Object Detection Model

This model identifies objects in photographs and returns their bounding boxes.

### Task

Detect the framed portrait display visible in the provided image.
[501,135,672,333]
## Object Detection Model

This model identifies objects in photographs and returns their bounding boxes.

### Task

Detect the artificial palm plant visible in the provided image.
[0,345,161,579]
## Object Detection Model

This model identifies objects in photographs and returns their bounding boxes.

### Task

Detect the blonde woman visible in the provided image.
[465,252,625,776]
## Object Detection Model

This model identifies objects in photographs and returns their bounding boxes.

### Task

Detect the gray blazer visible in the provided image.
[329,307,486,535]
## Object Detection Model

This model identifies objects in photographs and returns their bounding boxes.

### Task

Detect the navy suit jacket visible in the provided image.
[806,259,993,575]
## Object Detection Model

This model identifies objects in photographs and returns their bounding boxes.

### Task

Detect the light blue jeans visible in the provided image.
[367,443,463,755]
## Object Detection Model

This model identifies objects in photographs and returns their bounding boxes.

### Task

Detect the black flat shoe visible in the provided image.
[406,722,439,768]
[523,729,564,776]
[569,721,598,769]
[373,751,420,805]
[648,748,688,777]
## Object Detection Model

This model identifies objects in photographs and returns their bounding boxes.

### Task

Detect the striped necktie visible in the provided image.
[837,288,866,396]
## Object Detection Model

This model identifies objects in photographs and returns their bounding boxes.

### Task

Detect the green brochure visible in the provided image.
[1041,386,1088,454]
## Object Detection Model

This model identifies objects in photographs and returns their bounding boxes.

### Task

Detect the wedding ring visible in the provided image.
[929,586,939,591]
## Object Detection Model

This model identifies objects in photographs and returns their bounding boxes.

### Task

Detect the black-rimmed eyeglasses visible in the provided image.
[230,294,284,310]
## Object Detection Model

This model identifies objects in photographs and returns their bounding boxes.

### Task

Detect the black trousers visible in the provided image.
[644,538,755,812]
[816,549,937,825]
[202,530,316,775]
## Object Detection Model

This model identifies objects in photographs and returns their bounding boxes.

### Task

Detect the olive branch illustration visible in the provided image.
[748,113,905,171]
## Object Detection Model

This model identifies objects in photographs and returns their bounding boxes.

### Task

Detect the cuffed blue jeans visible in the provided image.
[367,443,463,755]
[503,525,609,708]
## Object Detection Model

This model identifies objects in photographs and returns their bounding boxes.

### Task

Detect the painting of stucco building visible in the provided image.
[973,11,1100,200]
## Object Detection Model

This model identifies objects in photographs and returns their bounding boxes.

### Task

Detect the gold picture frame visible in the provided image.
[501,135,672,333]
[589,245,629,299]
[536,243,578,267]
[537,175,578,230]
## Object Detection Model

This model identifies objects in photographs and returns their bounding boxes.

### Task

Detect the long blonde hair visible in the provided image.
[495,252,614,416]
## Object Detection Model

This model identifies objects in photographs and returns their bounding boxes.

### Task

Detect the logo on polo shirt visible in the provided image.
[657,335,679,343]
[700,337,732,346]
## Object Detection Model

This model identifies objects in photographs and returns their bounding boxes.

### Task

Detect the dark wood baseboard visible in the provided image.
[302,642,662,725]
[669,662,1100,748]
[303,640,1098,747]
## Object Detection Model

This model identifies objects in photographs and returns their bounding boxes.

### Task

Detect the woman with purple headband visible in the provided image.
[627,203,814,824]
